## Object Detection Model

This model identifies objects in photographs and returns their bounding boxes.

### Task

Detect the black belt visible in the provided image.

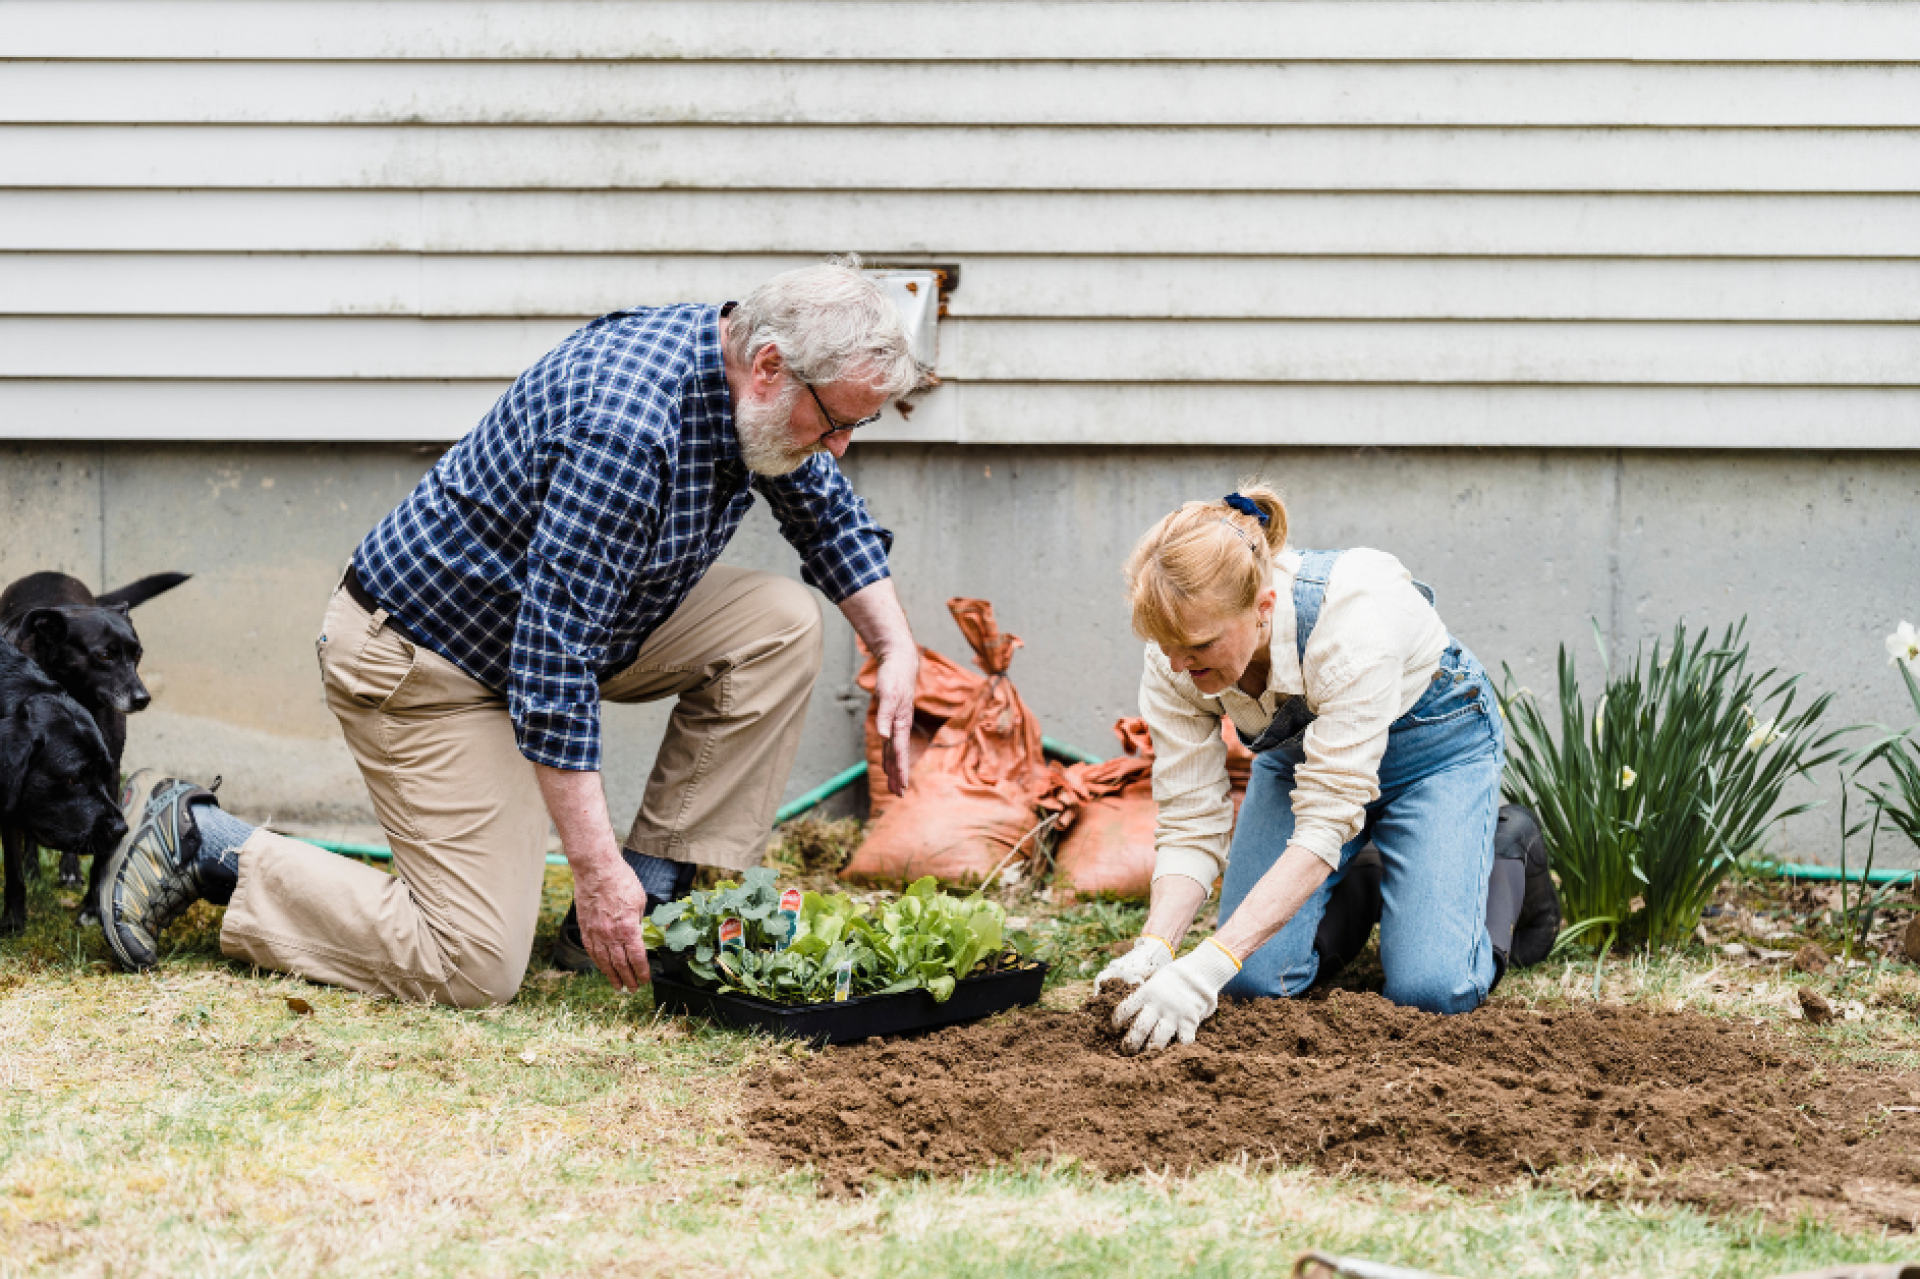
[343,563,427,648]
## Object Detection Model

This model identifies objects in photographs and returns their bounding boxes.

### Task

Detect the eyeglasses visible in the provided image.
[800,378,884,439]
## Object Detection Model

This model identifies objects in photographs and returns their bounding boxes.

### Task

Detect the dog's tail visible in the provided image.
[96,572,192,611]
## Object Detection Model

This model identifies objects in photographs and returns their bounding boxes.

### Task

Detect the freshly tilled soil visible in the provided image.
[746,990,1920,1220]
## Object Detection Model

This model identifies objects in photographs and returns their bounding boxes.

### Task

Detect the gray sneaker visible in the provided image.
[550,903,596,974]
[97,773,219,971]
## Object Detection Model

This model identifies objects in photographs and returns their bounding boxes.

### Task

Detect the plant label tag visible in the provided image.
[833,959,853,1003]
[774,888,802,952]
[719,918,744,952]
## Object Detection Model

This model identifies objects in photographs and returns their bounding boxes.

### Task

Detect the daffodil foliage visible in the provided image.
[645,869,1011,1005]
[1500,619,1840,951]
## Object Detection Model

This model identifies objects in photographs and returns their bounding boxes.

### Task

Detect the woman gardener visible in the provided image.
[1097,481,1556,1054]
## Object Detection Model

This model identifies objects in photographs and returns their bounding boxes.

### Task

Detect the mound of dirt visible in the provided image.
[745,991,1920,1220]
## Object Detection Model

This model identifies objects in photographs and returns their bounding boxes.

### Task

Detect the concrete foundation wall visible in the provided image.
[3,441,1914,869]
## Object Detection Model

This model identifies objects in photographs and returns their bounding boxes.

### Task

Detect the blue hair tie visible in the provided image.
[1223,493,1270,526]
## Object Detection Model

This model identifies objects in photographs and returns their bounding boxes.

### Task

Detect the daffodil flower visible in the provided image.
[1618,765,1637,790]
[1744,718,1782,752]
[1593,695,1608,740]
[1888,621,1920,670]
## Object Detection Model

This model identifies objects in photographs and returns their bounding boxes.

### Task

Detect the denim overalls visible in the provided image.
[1216,550,1506,1014]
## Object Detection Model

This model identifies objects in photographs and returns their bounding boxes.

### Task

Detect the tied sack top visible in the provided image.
[1138,546,1448,890]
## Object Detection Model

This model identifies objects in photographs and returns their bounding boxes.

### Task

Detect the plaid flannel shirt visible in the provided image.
[352,303,893,772]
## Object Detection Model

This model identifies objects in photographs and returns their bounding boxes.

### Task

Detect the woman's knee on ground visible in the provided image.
[1382,959,1486,1016]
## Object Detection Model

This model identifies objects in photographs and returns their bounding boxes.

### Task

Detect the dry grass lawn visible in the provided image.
[1,845,1917,1279]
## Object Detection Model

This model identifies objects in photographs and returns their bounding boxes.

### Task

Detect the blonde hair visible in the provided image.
[1125,479,1290,646]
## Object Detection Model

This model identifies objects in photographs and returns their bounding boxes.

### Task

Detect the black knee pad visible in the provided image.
[1312,847,1383,985]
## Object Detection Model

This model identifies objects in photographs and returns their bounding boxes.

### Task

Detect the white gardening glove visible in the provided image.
[1093,934,1175,994]
[1112,938,1242,1055]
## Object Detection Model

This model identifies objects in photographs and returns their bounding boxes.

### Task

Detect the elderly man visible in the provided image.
[95,261,924,1007]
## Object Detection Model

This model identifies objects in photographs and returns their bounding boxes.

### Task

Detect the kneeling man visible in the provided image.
[97,261,924,1007]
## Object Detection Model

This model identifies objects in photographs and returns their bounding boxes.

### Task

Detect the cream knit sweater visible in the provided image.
[1140,547,1449,890]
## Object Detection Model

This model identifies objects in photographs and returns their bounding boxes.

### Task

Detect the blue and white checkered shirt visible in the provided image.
[353,303,893,772]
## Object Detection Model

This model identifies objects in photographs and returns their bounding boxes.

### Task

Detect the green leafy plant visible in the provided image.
[644,869,1018,1005]
[1501,618,1841,951]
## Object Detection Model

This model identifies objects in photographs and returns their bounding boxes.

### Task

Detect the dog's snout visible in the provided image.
[129,689,151,712]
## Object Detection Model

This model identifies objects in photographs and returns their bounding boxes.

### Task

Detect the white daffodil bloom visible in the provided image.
[1593,695,1608,741]
[1618,765,1637,790]
[1745,718,1782,753]
[1888,621,1920,670]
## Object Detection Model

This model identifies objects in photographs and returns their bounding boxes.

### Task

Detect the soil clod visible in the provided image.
[747,990,1918,1220]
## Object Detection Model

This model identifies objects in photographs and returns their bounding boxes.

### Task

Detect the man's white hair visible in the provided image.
[725,255,922,400]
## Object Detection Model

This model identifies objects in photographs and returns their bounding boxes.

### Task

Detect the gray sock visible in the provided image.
[190,802,254,905]
[194,803,255,862]
[626,849,696,904]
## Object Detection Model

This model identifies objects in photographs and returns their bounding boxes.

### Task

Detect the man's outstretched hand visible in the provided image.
[572,853,652,991]
[872,645,920,795]
[837,578,920,796]
[536,763,651,991]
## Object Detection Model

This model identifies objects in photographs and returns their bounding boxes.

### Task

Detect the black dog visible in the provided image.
[0,637,128,933]
[0,571,188,893]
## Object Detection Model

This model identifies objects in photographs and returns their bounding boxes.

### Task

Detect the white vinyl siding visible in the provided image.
[3,0,1916,447]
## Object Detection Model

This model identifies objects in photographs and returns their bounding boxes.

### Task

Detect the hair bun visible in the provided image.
[1223,493,1270,526]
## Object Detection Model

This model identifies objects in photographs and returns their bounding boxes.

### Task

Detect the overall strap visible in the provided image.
[1290,548,1346,666]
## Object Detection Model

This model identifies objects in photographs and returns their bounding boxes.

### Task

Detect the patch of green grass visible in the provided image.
[2,851,1916,1277]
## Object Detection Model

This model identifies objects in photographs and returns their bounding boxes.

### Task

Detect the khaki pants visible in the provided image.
[219,565,823,1007]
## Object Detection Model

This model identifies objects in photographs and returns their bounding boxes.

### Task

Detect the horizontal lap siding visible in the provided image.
[2,1,1916,447]
[11,255,1918,321]
[9,2,1920,59]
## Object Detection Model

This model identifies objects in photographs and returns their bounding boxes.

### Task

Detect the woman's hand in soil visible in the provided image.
[1093,934,1174,993]
[1113,938,1241,1054]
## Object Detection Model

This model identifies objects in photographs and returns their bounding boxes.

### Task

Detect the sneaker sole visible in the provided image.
[96,771,169,973]
[550,932,598,975]
[95,834,147,971]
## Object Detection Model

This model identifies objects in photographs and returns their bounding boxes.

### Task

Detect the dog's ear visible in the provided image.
[0,705,33,816]
[23,608,67,651]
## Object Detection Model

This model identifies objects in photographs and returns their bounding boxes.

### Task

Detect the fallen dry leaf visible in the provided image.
[1907,915,1920,964]
[1791,942,1830,975]
[286,997,314,1016]
[1797,986,1834,1025]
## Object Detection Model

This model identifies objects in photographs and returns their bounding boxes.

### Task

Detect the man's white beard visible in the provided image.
[736,383,821,477]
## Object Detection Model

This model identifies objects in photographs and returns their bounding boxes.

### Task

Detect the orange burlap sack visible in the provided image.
[855,643,985,820]
[1040,718,1258,901]
[841,600,1049,887]
[1041,718,1158,901]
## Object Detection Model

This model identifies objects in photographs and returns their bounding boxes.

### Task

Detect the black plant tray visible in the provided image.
[649,957,1048,1047]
